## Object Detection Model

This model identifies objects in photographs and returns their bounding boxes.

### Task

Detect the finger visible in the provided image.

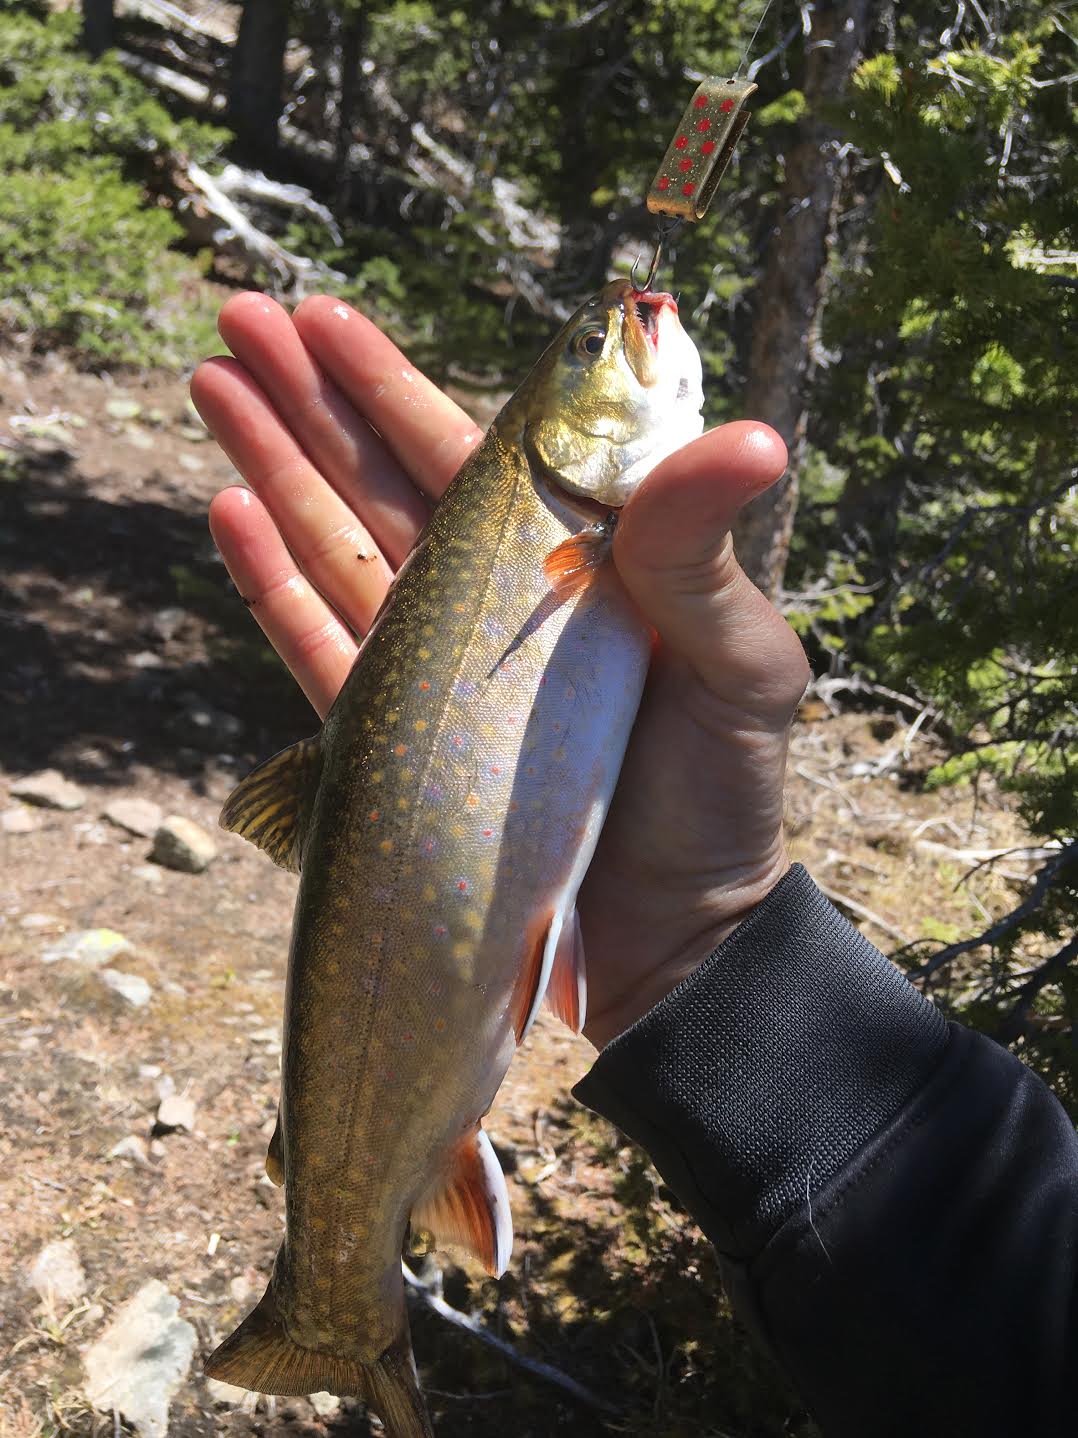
[192,356,395,638]
[293,295,483,498]
[209,487,358,720]
[217,293,430,566]
[614,422,810,717]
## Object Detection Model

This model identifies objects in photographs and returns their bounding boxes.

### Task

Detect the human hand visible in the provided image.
[191,294,809,1050]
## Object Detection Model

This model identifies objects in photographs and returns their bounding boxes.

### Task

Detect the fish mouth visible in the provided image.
[629,289,678,351]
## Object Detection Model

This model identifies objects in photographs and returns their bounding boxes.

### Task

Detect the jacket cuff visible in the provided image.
[572,864,949,1258]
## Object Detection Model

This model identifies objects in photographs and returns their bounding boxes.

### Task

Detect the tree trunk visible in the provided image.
[81,0,114,57]
[734,0,878,598]
[229,0,292,159]
[333,7,366,208]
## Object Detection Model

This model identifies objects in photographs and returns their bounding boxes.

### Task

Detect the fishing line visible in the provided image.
[734,0,781,78]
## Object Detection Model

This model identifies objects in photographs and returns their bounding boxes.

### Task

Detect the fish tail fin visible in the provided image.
[205,1284,431,1437]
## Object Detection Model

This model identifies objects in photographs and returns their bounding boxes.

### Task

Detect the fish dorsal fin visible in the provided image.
[412,1126,513,1278]
[220,734,322,873]
[265,1105,284,1186]
[544,903,587,1033]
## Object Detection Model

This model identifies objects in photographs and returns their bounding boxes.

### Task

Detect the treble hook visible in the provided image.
[630,217,681,293]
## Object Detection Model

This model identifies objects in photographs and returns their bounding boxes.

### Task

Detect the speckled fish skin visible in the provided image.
[205,279,705,1433]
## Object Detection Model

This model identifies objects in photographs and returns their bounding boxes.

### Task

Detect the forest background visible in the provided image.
[0,0,1075,1433]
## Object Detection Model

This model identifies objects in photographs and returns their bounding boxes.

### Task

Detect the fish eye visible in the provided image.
[573,325,607,359]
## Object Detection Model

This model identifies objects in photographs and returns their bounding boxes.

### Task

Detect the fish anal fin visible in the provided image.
[205,1279,431,1434]
[412,1127,513,1279]
[543,517,615,600]
[220,734,322,873]
[544,904,587,1033]
[265,1107,284,1186]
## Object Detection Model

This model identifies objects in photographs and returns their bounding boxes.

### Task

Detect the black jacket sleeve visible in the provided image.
[572,864,1078,1438]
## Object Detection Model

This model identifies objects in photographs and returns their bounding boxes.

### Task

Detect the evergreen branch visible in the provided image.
[911,840,1078,983]
[995,933,1078,1044]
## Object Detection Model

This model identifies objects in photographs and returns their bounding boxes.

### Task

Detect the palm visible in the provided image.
[194,294,805,1047]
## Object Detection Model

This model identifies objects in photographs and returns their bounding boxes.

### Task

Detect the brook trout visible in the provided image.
[205,279,704,1434]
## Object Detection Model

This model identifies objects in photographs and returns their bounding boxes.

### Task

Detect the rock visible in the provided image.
[126,426,155,452]
[178,424,208,443]
[99,969,153,1008]
[151,817,217,874]
[150,607,186,644]
[10,769,86,811]
[155,1093,196,1132]
[149,1139,167,1159]
[2,805,40,834]
[228,1272,254,1305]
[109,1135,151,1166]
[174,700,244,748]
[205,1378,248,1407]
[310,1392,341,1418]
[42,928,131,968]
[83,1280,196,1438]
[178,452,205,473]
[20,912,62,930]
[129,650,164,670]
[103,797,163,839]
[106,398,142,422]
[28,1239,86,1306]
[132,864,164,884]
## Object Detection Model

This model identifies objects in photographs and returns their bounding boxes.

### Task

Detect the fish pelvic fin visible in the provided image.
[220,734,322,873]
[412,1125,513,1278]
[265,1106,284,1186]
[544,902,587,1033]
[205,1283,432,1437]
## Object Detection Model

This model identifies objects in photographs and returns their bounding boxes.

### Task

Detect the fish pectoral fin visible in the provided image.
[265,1107,284,1186]
[220,733,322,873]
[511,911,558,1043]
[412,1126,513,1279]
[543,516,616,599]
[544,903,587,1033]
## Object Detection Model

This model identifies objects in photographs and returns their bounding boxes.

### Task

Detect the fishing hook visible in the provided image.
[630,217,682,294]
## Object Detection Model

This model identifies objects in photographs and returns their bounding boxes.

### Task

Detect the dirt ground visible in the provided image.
[0,343,1038,1438]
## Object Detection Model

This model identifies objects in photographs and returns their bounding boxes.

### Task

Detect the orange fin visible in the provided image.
[544,904,587,1033]
[265,1107,284,1186]
[543,515,616,599]
[205,1279,431,1433]
[412,1126,513,1278]
[510,915,552,1043]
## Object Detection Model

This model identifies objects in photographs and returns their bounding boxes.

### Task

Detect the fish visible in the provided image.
[204,278,705,1435]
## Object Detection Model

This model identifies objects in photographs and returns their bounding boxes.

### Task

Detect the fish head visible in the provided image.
[516,278,705,508]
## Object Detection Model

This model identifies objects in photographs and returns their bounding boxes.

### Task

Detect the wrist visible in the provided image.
[583,853,792,1050]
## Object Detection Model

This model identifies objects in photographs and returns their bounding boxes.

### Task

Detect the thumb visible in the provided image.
[613,421,811,719]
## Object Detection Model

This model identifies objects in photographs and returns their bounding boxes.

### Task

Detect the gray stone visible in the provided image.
[103,797,163,839]
[109,1135,151,1166]
[10,770,86,810]
[99,969,152,1008]
[228,1272,254,1304]
[132,864,164,884]
[2,805,40,833]
[83,1280,196,1438]
[28,1239,86,1306]
[178,452,205,473]
[129,650,164,670]
[126,426,155,452]
[20,912,62,930]
[151,816,217,874]
[43,928,131,968]
[205,1378,248,1407]
[105,398,142,422]
[310,1391,341,1418]
[178,425,208,443]
[156,1093,196,1132]
[150,608,186,643]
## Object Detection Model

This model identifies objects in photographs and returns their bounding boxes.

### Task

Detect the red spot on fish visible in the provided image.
[657,176,670,191]
[395,743,408,756]
[674,135,688,150]
[564,685,575,701]
[507,714,518,726]
[419,680,430,691]
[424,838,436,854]
[452,735,463,748]
[682,182,695,195]
[720,98,735,112]
[402,1032,415,1045]
[539,675,547,686]
[482,828,493,838]
[697,118,711,132]
[701,140,716,154]
[694,94,708,109]
[369,809,379,822]
[457,880,469,893]
[434,924,447,938]
[491,765,502,775]
[679,158,692,173]
[428,979,444,996]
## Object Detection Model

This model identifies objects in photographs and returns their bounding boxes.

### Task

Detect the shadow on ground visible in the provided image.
[0,447,314,786]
